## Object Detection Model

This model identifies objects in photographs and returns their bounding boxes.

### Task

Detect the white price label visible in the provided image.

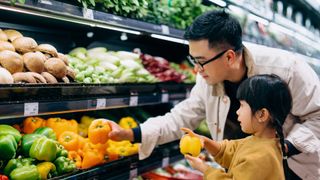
[161,25,170,35]
[40,0,52,5]
[129,96,138,106]
[83,8,94,20]
[129,168,138,179]
[162,157,170,168]
[24,102,39,116]
[96,98,106,109]
[161,93,169,103]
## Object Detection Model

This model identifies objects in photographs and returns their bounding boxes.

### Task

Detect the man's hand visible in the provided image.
[107,120,134,142]
[185,155,209,173]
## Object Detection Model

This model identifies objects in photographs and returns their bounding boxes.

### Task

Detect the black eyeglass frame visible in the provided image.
[187,47,241,70]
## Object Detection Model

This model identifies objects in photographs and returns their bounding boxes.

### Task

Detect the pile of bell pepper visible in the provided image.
[0,125,76,180]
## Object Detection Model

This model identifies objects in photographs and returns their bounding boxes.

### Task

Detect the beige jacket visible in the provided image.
[140,42,320,180]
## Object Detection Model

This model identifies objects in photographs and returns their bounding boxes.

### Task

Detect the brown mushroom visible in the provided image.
[36,44,58,58]
[44,58,67,79]
[0,41,15,51]
[3,29,23,42]
[41,72,58,84]
[57,53,68,65]
[0,67,14,84]
[0,29,8,41]
[12,37,38,54]
[0,50,24,74]
[27,72,47,83]
[66,66,76,80]
[13,72,37,83]
[23,51,46,73]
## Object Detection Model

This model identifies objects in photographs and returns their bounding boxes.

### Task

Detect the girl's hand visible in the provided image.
[185,154,209,173]
[181,127,205,147]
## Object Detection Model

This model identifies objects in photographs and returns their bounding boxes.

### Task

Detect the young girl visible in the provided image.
[182,74,291,180]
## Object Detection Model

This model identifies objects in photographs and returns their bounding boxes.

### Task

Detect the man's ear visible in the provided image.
[255,108,270,123]
[226,50,237,67]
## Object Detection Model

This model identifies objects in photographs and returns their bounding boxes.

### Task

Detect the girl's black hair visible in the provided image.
[236,74,292,180]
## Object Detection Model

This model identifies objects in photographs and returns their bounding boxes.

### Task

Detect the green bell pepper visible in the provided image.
[9,165,40,180]
[56,144,68,158]
[0,125,21,143]
[4,157,35,176]
[0,134,17,160]
[53,156,76,175]
[29,137,57,162]
[33,127,56,140]
[21,134,43,157]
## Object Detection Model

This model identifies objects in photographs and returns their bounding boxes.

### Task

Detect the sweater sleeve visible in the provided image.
[214,139,242,168]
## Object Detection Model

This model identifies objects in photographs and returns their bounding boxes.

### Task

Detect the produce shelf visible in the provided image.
[0,83,194,120]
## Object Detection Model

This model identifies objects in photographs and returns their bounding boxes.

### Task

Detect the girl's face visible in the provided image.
[236,100,258,134]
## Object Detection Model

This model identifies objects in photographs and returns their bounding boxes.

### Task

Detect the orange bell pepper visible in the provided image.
[81,150,104,169]
[46,118,78,139]
[58,131,79,151]
[23,117,45,134]
[88,119,111,144]
[106,146,119,162]
[68,151,82,168]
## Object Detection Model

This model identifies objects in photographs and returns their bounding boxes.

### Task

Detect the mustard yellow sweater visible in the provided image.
[204,136,285,180]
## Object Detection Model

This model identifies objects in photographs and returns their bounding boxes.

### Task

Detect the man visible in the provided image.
[108,10,320,179]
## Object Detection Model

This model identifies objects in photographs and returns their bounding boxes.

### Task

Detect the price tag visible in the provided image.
[39,0,52,5]
[161,92,169,103]
[129,168,138,179]
[96,98,106,109]
[162,157,170,168]
[129,95,138,106]
[83,8,94,20]
[161,25,170,35]
[24,102,39,116]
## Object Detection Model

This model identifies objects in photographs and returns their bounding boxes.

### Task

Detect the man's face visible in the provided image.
[188,39,228,85]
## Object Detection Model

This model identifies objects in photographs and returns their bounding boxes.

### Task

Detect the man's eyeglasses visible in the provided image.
[187,49,231,71]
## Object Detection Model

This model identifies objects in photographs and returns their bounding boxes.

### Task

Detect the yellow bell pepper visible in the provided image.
[36,162,57,180]
[179,135,202,157]
[119,117,138,129]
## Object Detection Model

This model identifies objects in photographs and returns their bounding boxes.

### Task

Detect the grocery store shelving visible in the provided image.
[0,83,193,120]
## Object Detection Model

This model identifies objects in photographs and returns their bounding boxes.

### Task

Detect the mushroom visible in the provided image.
[44,58,67,79]
[0,67,14,84]
[0,50,24,74]
[66,66,76,80]
[13,72,37,83]
[62,76,70,83]
[27,72,47,83]
[58,53,68,65]
[3,29,23,42]
[12,37,38,54]
[36,44,58,58]
[0,41,15,52]
[0,29,8,41]
[41,72,58,84]
[23,51,46,73]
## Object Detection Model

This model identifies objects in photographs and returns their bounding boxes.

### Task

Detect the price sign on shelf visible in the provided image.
[39,0,53,5]
[161,91,169,103]
[24,102,39,116]
[129,168,138,179]
[129,95,138,106]
[82,8,94,20]
[161,25,170,35]
[162,157,170,168]
[96,98,106,109]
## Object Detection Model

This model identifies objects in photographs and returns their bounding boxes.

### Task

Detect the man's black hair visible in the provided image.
[184,10,243,50]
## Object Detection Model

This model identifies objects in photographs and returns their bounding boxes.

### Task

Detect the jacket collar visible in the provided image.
[211,46,256,96]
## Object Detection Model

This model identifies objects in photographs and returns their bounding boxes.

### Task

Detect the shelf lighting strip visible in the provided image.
[209,0,227,7]
[150,34,188,45]
[0,4,142,35]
